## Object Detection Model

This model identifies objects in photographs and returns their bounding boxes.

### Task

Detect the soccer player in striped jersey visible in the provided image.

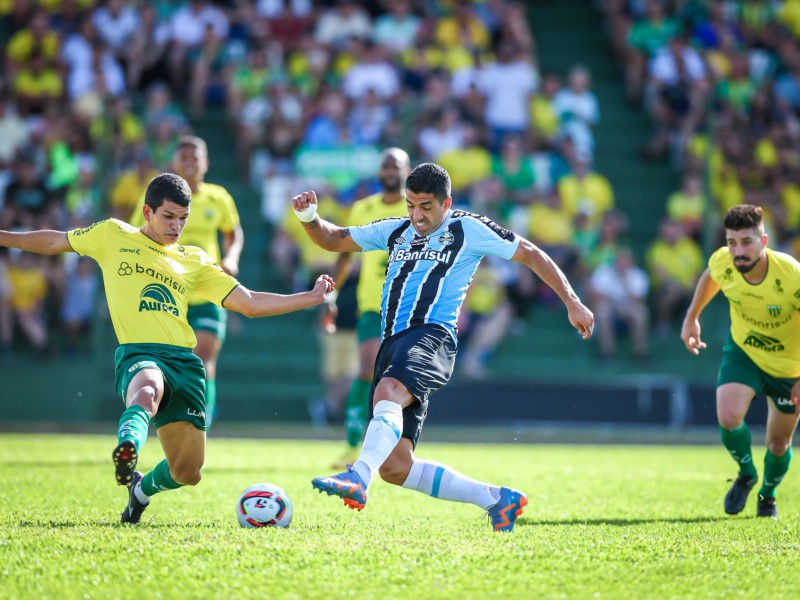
[681,204,800,519]
[327,147,411,469]
[293,162,594,531]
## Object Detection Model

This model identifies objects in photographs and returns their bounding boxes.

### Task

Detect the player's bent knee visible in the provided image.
[170,464,203,486]
[717,413,744,430]
[378,463,407,486]
[766,439,791,457]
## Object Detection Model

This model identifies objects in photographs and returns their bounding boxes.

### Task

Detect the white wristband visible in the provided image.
[325,289,339,305]
[293,203,318,223]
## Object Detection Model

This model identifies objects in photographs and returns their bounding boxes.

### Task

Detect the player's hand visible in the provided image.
[312,274,335,304]
[790,380,800,414]
[292,190,319,211]
[568,301,594,339]
[680,318,706,355]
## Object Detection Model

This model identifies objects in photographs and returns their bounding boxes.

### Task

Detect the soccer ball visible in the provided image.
[236,483,293,528]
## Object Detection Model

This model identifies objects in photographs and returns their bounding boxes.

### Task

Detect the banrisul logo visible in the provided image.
[139,283,180,316]
[742,331,784,352]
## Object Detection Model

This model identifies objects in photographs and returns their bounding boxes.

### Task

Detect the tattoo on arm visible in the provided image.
[340,228,351,239]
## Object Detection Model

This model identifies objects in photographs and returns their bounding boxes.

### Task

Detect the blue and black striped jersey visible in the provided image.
[350,209,520,344]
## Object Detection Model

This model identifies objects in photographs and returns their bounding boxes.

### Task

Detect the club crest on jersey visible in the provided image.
[139,283,180,316]
[438,231,455,245]
[768,304,782,317]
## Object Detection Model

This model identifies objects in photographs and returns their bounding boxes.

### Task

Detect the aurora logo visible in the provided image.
[139,283,180,316]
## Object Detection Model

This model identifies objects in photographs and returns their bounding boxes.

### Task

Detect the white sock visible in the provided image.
[352,400,403,487]
[133,480,150,505]
[402,458,500,510]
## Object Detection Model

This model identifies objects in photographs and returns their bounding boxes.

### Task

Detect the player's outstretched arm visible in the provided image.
[680,268,718,355]
[0,229,73,255]
[223,274,335,318]
[512,238,594,338]
[291,190,362,253]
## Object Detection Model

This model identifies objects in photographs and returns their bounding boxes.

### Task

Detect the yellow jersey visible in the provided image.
[709,246,800,377]
[349,193,408,314]
[67,219,239,349]
[130,182,240,306]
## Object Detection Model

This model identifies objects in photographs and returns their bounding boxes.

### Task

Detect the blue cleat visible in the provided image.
[311,465,368,511]
[487,487,528,532]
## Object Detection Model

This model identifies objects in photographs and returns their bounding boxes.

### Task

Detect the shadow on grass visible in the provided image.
[521,516,728,527]
[14,519,226,529]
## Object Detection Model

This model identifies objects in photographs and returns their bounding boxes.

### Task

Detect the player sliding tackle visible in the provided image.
[0,173,335,525]
[293,163,594,532]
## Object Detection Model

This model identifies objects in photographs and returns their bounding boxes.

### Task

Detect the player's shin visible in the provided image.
[402,458,499,509]
[759,448,792,498]
[117,405,150,451]
[352,400,403,487]
[719,423,758,479]
[140,459,183,498]
[344,378,371,448]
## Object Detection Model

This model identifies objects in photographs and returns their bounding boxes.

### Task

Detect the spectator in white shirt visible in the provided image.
[478,41,538,150]
[342,40,400,102]
[314,0,372,49]
[92,0,140,60]
[167,0,229,88]
[589,247,650,361]
[373,0,420,54]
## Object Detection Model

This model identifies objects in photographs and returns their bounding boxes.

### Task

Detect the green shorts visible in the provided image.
[188,302,227,343]
[357,311,382,343]
[717,335,799,414]
[115,343,208,430]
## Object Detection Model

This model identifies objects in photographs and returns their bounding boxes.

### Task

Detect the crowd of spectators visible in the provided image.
[599,0,800,356]
[6,0,790,371]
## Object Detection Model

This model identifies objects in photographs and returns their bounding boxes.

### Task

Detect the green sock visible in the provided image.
[117,405,150,452]
[140,459,183,497]
[344,378,372,448]
[205,378,216,428]
[719,423,758,479]
[759,448,792,499]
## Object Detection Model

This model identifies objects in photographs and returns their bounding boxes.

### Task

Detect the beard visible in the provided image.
[734,255,761,273]
[380,176,402,193]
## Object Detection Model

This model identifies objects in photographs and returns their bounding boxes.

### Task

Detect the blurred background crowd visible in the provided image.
[1,0,799,377]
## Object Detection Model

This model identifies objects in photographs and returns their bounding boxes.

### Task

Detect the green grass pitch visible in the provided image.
[1,434,800,599]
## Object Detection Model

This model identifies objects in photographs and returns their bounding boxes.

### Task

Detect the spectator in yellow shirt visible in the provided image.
[646,219,704,335]
[666,173,707,240]
[7,250,49,355]
[557,157,615,227]
[110,149,159,222]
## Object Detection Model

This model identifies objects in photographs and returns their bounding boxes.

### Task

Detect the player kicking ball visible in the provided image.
[293,163,594,531]
[0,173,334,524]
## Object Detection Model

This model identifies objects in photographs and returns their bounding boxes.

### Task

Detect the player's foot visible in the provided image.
[311,465,368,511]
[120,471,149,525]
[756,495,777,519]
[112,440,138,487]
[330,446,360,470]
[487,486,528,532]
[724,475,756,515]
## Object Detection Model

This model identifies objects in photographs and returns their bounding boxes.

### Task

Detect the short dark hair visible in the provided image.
[176,135,208,155]
[724,205,763,231]
[406,162,451,201]
[144,173,192,210]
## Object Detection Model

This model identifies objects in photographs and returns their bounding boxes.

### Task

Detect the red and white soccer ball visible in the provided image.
[236,483,293,528]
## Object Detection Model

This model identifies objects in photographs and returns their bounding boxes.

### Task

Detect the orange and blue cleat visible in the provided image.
[487,487,528,532]
[311,465,368,511]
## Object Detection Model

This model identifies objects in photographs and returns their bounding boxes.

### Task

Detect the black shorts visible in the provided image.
[369,324,457,447]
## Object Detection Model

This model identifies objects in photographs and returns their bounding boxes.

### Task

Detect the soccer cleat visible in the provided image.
[112,440,138,487]
[120,471,149,525]
[487,487,528,532]
[724,475,756,515]
[330,446,360,470]
[756,495,778,519]
[311,465,368,511]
